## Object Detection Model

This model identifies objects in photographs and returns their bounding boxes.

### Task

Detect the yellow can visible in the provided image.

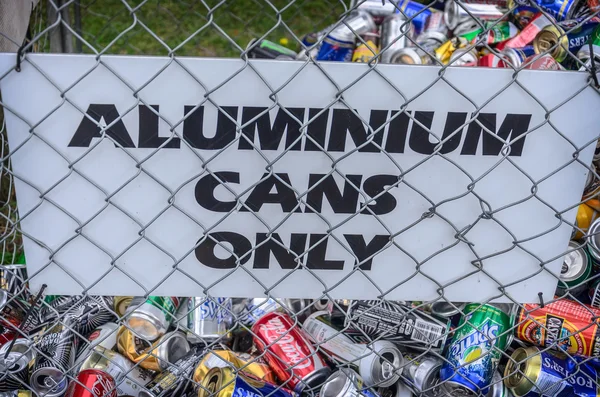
[573,202,599,240]
[352,40,379,63]
[114,296,133,318]
[193,350,276,385]
[117,326,189,372]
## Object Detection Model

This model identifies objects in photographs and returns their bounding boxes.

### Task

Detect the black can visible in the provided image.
[344,300,450,351]
[43,296,116,335]
[0,339,35,392]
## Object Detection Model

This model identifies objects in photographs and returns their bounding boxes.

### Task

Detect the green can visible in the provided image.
[125,296,181,341]
[460,21,518,44]
[439,303,513,395]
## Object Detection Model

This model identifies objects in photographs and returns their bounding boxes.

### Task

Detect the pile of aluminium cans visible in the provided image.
[247,0,600,71]
[2,277,600,397]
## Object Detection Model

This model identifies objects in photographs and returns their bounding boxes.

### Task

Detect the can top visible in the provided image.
[390,47,422,64]
[503,346,541,397]
[560,241,590,285]
[321,368,360,397]
[0,338,34,373]
[430,301,464,318]
[534,26,567,61]
[359,340,403,387]
[126,303,167,342]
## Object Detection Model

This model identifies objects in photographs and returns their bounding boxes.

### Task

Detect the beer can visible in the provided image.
[353,40,379,63]
[42,296,116,336]
[125,297,180,341]
[252,312,331,393]
[399,352,442,396]
[321,368,380,397]
[193,350,276,384]
[499,46,536,67]
[578,24,600,69]
[533,19,599,63]
[138,347,209,397]
[248,39,298,60]
[77,323,119,365]
[0,295,21,345]
[444,2,507,30]
[504,346,599,396]
[66,369,117,397]
[395,0,433,35]
[380,14,412,63]
[450,47,479,66]
[523,53,564,69]
[344,300,450,350]
[187,297,232,343]
[510,0,582,21]
[113,297,132,318]
[195,367,294,397]
[357,0,399,18]
[0,339,34,392]
[501,13,553,49]
[79,346,152,397]
[317,11,376,62]
[312,299,333,313]
[440,303,513,395]
[555,240,592,297]
[430,301,465,328]
[392,36,445,65]
[303,311,403,387]
[514,299,600,357]
[235,297,279,327]
[31,318,78,397]
[117,327,189,372]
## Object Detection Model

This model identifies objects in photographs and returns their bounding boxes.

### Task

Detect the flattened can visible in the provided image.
[31,318,78,397]
[504,346,600,396]
[125,297,180,341]
[303,311,403,387]
[252,312,331,393]
[345,300,450,350]
[514,299,600,357]
[117,327,190,372]
[0,339,34,392]
[193,350,276,384]
[555,240,591,297]
[195,367,295,397]
[187,297,232,343]
[439,303,513,396]
[321,368,380,397]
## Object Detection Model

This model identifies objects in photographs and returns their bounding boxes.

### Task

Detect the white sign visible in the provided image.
[0,54,597,302]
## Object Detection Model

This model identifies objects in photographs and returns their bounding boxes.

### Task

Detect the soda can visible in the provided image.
[195,367,294,397]
[515,299,600,357]
[399,352,442,395]
[66,369,117,397]
[344,300,450,351]
[41,296,116,336]
[501,13,553,49]
[499,46,536,67]
[117,327,189,372]
[279,299,314,322]
[235,297,280,326]
[317,11,376,62]
[395,0,433,35]
[193,350,276,385]
[353,40,380,62]
[439,303,513,395]
[31,318,78,397]
[0,339,34,392]
[139,346,206,397]
[444,2,507,30]
[187,297,231,343]
[577,24,600,67]
[113,297,132,319]
[303,311,403,387]
[555,240,592,297]
[489,371,512,397]
[533,19,599,63]
[125,297,180,341]
[248,39,298,60]
[504,346,599,396]
[424,11,450,37]
[252,312,331,393]
[320,368,380,397]
[523,53,564,69]
[510,0,582,21]
[76,323,119,365]
[380,14,413,63]
[450,47,479,66]
[462,21,519,44]
[79,346,152,397]
[430,301,465,328]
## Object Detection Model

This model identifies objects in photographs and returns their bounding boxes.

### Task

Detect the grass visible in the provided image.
[51,0,353,57]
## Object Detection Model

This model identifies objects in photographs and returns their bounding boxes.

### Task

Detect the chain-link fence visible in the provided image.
[2,1,600,397]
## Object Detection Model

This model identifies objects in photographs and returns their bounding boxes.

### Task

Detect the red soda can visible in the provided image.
[515,299,600,357]
[66,369,117,397]
[524,53,564,70]
[499,13,553,50]
[252,312,331,394]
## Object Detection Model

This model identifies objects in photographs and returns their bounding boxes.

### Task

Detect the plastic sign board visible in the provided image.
[0,54,597,302]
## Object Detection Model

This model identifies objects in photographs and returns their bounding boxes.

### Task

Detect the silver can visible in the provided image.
[444,2,507,30]
[381,14,412,64]
[187,297,232,343]
[378,381,415,397]
[76,322,119,365]
[321,368,381,397]
[125,296,181,341]
[392,32,446,65]
[236,297,280,326]
[556,240,592,297]
[401,352,442,396]
[450,47,479,66]
[0,339,34,392]
[153,331,190,370]
[587,218,600,267]
[358,0,399,17]
[424,11,449,37]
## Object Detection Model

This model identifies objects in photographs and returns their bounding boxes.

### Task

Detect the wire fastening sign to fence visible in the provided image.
[0,54,598,301]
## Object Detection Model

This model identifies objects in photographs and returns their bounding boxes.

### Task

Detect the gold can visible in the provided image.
[573,202,599,239]
[533,25,568,63]
[196,367,283,397]
[114,296,133,317]
[193,350,276,385]
[352,40,379,63]
[117,326,190,372]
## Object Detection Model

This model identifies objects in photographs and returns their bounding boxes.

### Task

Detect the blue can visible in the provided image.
[501,45,536,67]
[509,0,581,21]
[316,11,375,62]
[316,34,355,61]
[396,0,432,35]
[504,346,600,397]
[187,297,232,342]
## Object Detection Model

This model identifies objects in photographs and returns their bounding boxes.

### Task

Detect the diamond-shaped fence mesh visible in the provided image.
[2,1,600,397]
